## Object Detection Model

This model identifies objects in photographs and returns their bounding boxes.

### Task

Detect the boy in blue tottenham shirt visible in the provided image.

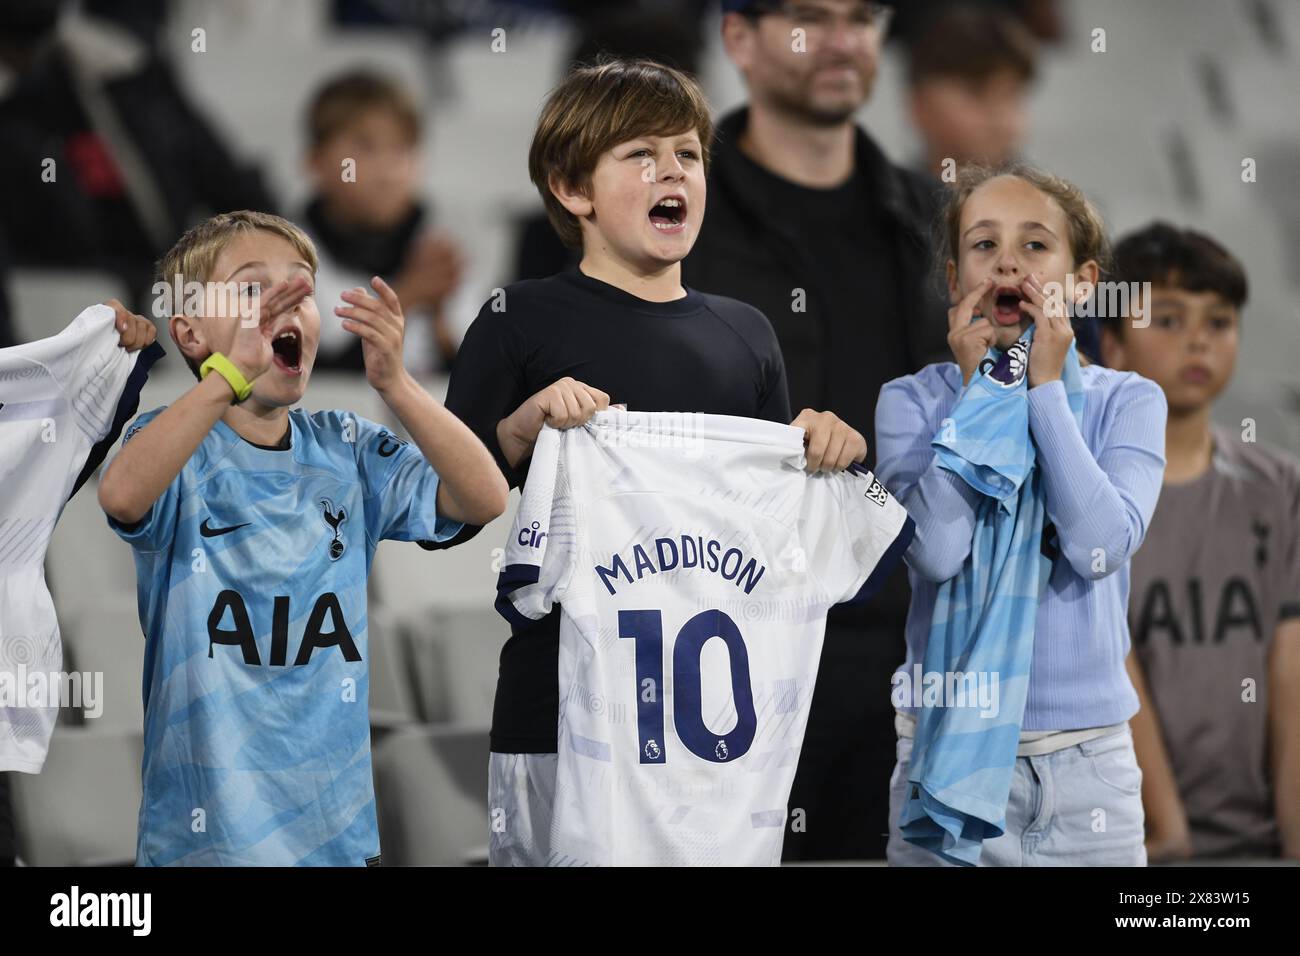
[98,211,507,865]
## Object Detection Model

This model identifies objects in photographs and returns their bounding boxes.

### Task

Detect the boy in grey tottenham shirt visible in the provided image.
[1103,222,1300,861]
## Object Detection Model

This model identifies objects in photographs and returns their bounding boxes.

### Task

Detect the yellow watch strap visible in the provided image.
[200,352,253,403]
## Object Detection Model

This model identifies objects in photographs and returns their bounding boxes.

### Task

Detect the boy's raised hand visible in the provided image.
[336,276,408,394]
[227,276,313,382]
[104,299,158,352]
[948,276,996,385]
[791,408,867,473]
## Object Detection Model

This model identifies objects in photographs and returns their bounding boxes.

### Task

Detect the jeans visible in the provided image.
[887,726,1148,866]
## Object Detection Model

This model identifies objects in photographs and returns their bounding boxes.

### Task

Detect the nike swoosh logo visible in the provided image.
[200,518,252,537]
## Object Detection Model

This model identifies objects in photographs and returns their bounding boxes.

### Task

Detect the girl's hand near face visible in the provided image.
[1021,273,1074,388]
[948,276,996,385]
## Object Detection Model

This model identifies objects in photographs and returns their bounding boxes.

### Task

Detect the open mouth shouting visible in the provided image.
[648,193,687,235]
[990,284,1029,326]
[270,325,304,375]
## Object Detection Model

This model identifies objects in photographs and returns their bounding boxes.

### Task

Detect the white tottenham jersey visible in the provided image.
[496,410,914,865]
[0,305,163,772]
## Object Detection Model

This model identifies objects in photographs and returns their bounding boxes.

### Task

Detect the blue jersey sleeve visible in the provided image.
[351,415,464,547]
[104,406,183,553]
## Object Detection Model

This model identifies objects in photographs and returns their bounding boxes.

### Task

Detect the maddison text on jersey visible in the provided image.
[594,534,766,596]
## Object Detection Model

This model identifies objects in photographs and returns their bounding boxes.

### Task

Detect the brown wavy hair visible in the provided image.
[528,57,713,249]
[936,162,1111,291]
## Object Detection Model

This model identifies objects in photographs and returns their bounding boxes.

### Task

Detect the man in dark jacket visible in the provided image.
[682,0,950,860]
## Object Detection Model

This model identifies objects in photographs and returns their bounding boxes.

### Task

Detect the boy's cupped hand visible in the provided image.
[227,276,314,382]
[336,276,408,394]
[104,299,158,352]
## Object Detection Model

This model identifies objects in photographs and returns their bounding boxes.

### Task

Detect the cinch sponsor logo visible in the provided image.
[518,521,547,549]
[49,886,151,936]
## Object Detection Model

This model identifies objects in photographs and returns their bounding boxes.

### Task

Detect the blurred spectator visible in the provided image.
[682,0,949,862]
[512,2,707,281]
[906,4,1038,183]
[1102,223,1300,861]
[889,0,1063,46]
[0,0,277,309]
[302,70,464,374]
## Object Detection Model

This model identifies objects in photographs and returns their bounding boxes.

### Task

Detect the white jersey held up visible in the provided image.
[495,410,914,865]
[0,305,163,772]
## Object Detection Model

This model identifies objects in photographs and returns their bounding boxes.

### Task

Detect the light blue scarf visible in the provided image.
[898,323,1084,865]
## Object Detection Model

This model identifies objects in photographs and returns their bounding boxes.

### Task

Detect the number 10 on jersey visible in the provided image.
[618,609,758,765]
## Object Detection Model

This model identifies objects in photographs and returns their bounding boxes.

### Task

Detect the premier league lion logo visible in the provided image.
[984,339,1030,388]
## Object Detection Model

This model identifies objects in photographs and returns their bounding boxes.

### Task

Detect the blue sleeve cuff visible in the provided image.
[1027,377,1070,421]
[431,516,464,543]
[1027,379,1080,459]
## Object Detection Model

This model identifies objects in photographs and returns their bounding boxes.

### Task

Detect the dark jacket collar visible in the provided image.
[304,197,426,277]
[710,106,932,246]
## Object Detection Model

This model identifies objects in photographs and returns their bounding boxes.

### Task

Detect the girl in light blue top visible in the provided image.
[875,164,1167,866]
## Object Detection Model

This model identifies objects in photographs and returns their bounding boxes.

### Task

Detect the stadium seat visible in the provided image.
[372,725,490,866]
[6,269,129,345]
[60,596,146,733]
[46,479,139,637]
[10,726,143,866]
[404,606,507,726]
[367,604,421,729]
[370,491,515,618]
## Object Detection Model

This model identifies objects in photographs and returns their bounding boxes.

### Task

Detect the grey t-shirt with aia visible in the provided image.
[1128,425,1300,858]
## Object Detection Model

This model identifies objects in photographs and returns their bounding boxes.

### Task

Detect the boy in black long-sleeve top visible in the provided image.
[441,58,870,865]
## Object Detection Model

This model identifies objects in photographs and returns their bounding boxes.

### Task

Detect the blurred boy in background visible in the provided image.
[905,4,1038,183]
[1102,222,1300,860]
[302,70,464,375]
